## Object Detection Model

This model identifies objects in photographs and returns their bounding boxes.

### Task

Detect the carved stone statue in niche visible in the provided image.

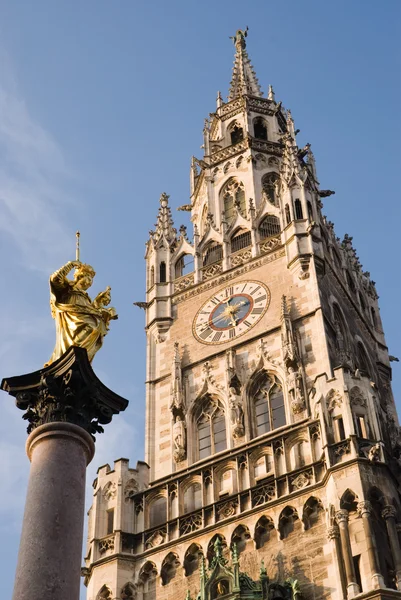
[173,415,186,463]
[287,366,305,414]
[281,295,299,368]
[170,342,185,416]
[229,387,245,438]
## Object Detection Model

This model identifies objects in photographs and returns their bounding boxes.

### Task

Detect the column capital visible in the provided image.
[382,504,397,520]
[327,525,340,540]
[335,509,349,524]
[1,346,128,441]
[357,500,373,517]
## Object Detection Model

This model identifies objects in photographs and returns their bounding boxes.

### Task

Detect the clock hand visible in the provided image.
[196,312,231,331]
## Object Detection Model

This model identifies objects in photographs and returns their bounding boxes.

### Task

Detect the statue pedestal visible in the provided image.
[1,347,128,600]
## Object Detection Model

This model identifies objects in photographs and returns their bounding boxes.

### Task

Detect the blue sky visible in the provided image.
[0,1,400,598]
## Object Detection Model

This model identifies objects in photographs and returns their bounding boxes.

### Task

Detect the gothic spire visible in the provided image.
[228,27,262,101]
[152,192,176,244]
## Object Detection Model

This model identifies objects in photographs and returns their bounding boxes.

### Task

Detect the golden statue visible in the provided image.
[46,233,118,365]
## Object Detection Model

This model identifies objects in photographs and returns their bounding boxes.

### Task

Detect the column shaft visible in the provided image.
[13,422,94,600]
[336,510,360,598]
[382,506,401,590]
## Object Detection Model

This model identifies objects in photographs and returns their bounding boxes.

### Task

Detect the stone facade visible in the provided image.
[84,32,401,600]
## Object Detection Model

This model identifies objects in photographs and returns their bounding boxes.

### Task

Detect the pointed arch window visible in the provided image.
[294,199,303,220]
[203,242,223,266]
[175,254,194,278]
[230,123,244,145]
[262,172,279,205]
[197,398,227,460]
[252,373,286,437]
[183,483,202,513]
[259,215,280,240]
[159,261,166,283]
[149,496,167,528]
[231,228,251,253]
[253,117,268,141]
[222,179,246,222]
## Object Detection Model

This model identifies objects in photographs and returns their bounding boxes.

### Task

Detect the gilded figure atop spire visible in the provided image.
[228,26,262,101]
[45,234,118,365]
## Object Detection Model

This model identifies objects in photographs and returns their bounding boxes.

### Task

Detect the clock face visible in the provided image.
[193,280,270,345]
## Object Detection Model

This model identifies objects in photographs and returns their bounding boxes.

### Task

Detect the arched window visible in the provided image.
[259,215,280,240]
[253,117,268,141]
[197,397,227,460]
[285,204,291,225]
[231,524,251,555]
[254,516,274,549]
[149,496,167,528]
[262,172,279,205]
[175,254,194,278]
[254,453,273,479]
[139,562,157,600]
[222,178,246,222]
[183,483,202,513]
[278,506,299,539]
[159,261,166,283]
[231,228,251,253]
[356,342,371,376]
[230,123,244,145]
[294,199,303,220]
[203,242,223,266]
[252,373,286,437]
[161,553,180,585]
[346,271,356,294]
[184,544,203,577]
[302,497,324,530]
[333,305,349,366]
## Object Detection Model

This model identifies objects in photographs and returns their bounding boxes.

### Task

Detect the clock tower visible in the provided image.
[84,30,401,600]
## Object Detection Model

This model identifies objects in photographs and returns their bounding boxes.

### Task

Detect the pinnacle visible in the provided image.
[228,27,263,101]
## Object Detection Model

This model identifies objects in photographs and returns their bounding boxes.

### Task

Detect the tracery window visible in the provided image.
[222,178,246,222]
[356,342,371,376]
[262,172,279,205]
[197,398,227,460]
[231,228,251,253]
[253,117,268,141]
[259,215,280,240]
[203,242,223,266]
[230,123,244,145]
[252,373,286,437]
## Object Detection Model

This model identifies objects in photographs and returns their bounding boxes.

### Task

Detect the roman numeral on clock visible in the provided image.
[255,295,267,303]
[226,286,234,296]
[250,286,261,296]
[210,297,220,306]
[251,307,264,315]
[199,327,213,340]
[229,328,236,339]
[212,331,223,342]
[243,320,252,328]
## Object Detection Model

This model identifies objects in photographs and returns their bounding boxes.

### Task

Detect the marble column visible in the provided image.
[382,504,401,590]
[336,510,360,598]
[1,346,128,600]
[327,525,347,600]
[357,501,385,589]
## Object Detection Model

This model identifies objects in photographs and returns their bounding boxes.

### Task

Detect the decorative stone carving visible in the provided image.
[229,387,245,438]
[327,525,340,540]
[357,501,373,517]
[134,497,144,514]
[281,296,299,368]
[290,470,312,490]
[99,535,115,554]
[350,386,367,408]
[103,482,117,501]
[173,415,187,463]
[124,479,139,502]
[287,366,305,414]
[145,528,167,549]
[217,499,238,519]
[252,483,276,507]
[170,342,185,416]
[326,389,342,412]
[203,469,213,485]
[368,442,381,462]
[273,439,284,456]
[310,423,321,440]
[381,505,397,520]
[180,511,203,535]
[4,346,128,440]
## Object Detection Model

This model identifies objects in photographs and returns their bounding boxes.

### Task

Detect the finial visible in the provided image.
[75,231,81,262]
[217,90,223,108]
[232,542,238,562]
[160,192,170,207]
[230,26,248,49]
[268,85,275,101]
[260,559,267,577]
